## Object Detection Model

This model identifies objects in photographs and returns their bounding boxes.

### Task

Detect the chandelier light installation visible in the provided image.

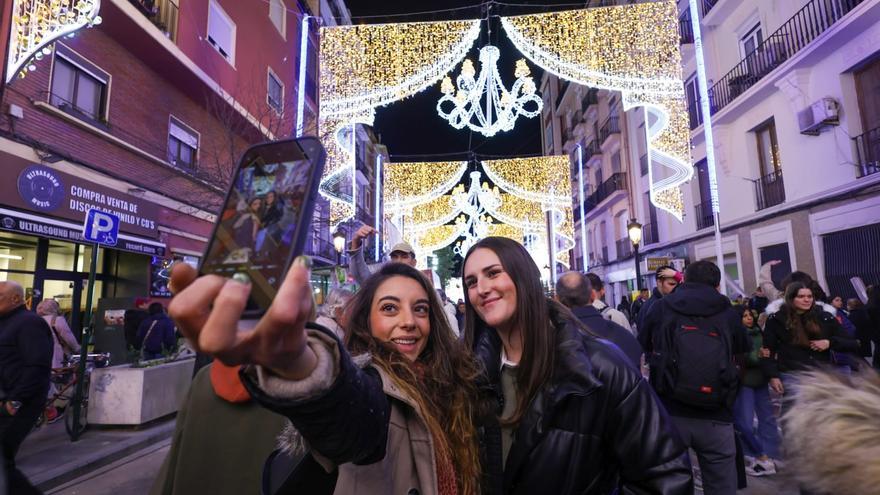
[437,45,543,137]
[451,172,502,257]
[6,0,102,83]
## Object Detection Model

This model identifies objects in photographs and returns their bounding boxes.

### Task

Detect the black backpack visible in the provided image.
[648,309,739,410]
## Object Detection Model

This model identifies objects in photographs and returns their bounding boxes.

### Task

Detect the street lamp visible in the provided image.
[627,219,643,290]
[333,230,345,266]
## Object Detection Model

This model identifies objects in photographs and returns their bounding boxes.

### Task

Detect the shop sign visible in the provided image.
[0,211,165,257]
[645,256,671,272]
[2,160,160,238]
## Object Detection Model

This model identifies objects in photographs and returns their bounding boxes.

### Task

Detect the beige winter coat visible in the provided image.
[257,330,441,495]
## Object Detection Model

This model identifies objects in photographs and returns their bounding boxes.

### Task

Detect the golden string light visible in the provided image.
[384,161,468,209]
[319,19,480,117]
[501,1,693,219]
[481,156,572,205]
[7,0,102,82]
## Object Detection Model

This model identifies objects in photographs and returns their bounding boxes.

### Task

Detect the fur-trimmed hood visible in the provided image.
[783,369,880,495]
[764,298,836,317]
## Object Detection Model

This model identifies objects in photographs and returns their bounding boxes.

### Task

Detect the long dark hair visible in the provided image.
[344,263,482,495]
[782,281,821,347]
[462,237,563,426]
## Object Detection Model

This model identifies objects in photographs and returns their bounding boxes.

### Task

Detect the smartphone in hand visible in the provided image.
[200,137,325,316]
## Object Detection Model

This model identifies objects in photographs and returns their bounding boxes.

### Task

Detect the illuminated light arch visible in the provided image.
[6,0,102,83]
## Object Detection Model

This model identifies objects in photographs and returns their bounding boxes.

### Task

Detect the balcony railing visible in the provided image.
[587,172,627,210]
[754,169,786,211]
[679,8,694,45]
[616,238,633,259]
[599,115,620,144]
[642,221,659,246]
[582,89,599,113]
[702,0,719,15]
[305,237,337,263]
[129,0,179,41]
[854,126,880,178]
[710,0,864,114]
[585,139,602,158]
[694,201,715,230]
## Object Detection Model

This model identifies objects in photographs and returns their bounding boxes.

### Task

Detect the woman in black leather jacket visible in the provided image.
[461,237,692,494]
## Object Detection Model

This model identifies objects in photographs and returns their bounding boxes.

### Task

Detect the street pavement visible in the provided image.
[46,439,171,495]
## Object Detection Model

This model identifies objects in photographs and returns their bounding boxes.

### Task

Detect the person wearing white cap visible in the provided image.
[347,225,417,286]
[348,225,459,336]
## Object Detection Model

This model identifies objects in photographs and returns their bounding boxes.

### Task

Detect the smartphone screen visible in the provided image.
[200,139,323,313]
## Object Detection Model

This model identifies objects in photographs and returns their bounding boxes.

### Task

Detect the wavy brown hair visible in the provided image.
[344,263,483,495]
[783,281,822,347]
[462,237,561,426]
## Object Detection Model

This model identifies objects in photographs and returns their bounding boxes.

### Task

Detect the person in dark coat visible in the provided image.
[847,298,874,360]
[636,265,680,330]
[123,297,150,351]
[0,281,53,495]
[762,282,860,408]
[137,302,177,360]
[460,238,691,494]
[639,261,751,494]
[555,271,642,369]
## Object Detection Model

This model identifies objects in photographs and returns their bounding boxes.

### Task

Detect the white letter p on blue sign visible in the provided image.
[83,209,120,246]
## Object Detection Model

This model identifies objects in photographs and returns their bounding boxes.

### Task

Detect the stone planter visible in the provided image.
[87,357,195,425]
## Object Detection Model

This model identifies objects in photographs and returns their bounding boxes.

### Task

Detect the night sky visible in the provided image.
[343,0,587,161]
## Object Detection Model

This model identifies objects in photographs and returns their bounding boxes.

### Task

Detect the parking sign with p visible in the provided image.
[83,209,120,246]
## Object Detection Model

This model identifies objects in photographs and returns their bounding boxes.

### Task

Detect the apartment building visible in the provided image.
[668,0,880,299]
[0,0,316,334]
[547,0,880,302]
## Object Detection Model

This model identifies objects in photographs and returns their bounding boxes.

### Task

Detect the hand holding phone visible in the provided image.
[200,137,325,317]
[168,257,318,380]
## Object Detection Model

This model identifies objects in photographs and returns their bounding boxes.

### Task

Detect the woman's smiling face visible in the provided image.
[369,275,431,361]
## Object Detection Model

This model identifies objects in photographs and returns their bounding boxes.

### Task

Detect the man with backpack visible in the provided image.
[640,260,750,495]
[585,272,634,334]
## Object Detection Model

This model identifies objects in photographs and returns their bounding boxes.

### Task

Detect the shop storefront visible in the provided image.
[0,158,165,334]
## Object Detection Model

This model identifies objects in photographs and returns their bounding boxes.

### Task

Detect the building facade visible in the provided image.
[0,0,317,335]
[545,0,880,303]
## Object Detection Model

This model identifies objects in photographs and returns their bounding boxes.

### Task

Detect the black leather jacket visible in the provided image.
[473,317,693,495]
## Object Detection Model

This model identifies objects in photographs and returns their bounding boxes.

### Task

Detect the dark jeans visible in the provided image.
[0,398,45,495]
[733,384,781,458]
[672,416,737,495]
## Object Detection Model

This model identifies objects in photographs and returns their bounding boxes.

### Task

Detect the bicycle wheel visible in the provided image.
[65,375,90,437]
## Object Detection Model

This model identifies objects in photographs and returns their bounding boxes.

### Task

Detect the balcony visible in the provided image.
[694,201,715,230]
[642,221,659,246]
[709,0,864,114]
[587,172,627,211]
[129,0,179,41]
[754,170,786,211]
[585,139,602,159]
[581,88,599,113]
[679,8,694,45]
[854,126,880,178]
[702,0,719,15]
[599,115,620,145]
[305,236,337,264]
[615,238,633,259]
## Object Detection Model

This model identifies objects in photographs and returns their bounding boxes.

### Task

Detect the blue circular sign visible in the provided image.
[17,165,64,212]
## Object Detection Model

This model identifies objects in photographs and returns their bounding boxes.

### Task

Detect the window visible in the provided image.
[267,69,284,113]
[611,151,621,174]
[269,0,286,37]
[207,0,236,64]
[50,55,107,121]
[755,119,781,177]
[685,75,702,128]
[168,117,199,171]
[740,24,763,58]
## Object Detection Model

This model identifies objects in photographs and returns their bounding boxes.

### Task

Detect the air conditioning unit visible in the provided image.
[798,98,839,136]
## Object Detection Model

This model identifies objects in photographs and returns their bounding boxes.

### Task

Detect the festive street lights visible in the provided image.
[333,230,346,267]
[628,219,643,290]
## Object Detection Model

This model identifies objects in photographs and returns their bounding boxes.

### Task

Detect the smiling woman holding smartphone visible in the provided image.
[169,260,485,495]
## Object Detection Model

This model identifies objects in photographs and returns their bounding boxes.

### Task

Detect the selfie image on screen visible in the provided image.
[202,155,311,303]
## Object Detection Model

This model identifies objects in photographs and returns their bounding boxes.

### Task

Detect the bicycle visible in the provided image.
[34,353,110,437]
